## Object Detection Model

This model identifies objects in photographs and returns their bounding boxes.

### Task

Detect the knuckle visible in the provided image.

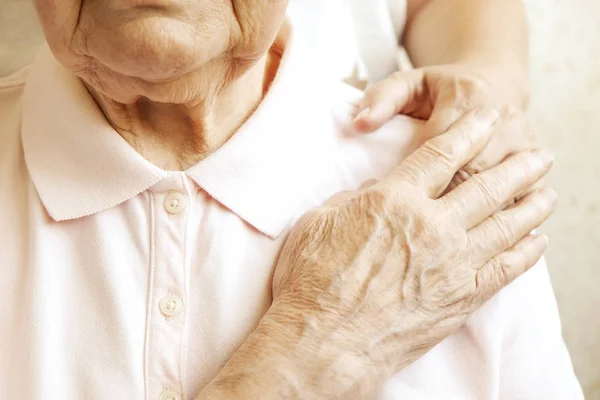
[470,174,501,208]
[422,137,464,166]
[488,256,505,273]
[362,184,411,218]
[489,213,515,248]
[493,250,521,280]
[362,185,393,210]
[481,257,508,290]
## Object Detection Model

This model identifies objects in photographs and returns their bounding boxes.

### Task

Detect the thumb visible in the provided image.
[425,86,496,139]
[423,91,469,140]
[353,70,426,133]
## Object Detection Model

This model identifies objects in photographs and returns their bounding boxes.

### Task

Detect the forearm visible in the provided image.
[194,304,388,399]
[404,0,529,106]
[194,317,298,400]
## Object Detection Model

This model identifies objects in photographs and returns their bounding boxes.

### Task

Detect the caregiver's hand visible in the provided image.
[269,108,555,398]
[352,65,541,192]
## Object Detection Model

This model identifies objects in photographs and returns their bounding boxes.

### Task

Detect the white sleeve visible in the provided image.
[349,0,405,83]
[388,0,406,41]
[497,258,584,400]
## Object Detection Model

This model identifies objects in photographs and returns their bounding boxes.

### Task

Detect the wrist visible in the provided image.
[196,308,305,400]
[199,301,389,399]
[266,300,402,397]
[261,302,372,398]
[451,53,530,108]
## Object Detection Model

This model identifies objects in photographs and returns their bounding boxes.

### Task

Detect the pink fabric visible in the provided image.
[0,23,582,400]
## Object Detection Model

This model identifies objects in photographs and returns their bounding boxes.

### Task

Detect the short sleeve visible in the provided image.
[349,0,405,83]
[388,0,407,41]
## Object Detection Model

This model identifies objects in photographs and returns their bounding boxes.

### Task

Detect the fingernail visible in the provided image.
[530,149,555,169]
[354,107,372,121]
[539,234,550,247]
[475,107,500,123]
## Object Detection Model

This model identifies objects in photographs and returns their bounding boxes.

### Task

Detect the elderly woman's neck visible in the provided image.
[87,52,279,171]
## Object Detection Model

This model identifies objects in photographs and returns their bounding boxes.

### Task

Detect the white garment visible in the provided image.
[288,0,407,84]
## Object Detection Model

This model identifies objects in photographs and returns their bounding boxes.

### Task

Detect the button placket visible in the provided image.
[159,389,182,400]
[146,174,193,399]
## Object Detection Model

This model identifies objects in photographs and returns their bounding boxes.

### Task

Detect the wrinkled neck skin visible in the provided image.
[35,0,289,170]
[87,50,280,171]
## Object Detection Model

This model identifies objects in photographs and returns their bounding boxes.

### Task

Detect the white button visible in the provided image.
[159,294,184,317]
[159,390,181,400]
[164,192,187,215]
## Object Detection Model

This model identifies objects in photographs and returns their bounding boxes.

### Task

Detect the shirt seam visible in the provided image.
[179,180,194,398]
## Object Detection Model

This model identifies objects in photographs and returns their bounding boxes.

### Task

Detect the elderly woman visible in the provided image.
[0,1,582,399]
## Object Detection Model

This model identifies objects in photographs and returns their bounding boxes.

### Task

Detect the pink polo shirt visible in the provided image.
[0,24,582,400]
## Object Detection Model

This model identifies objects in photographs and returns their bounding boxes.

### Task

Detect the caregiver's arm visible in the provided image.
[194,110,556,399]
[404,0,529,107]
[354,0,530,133]
[354,0,535,193]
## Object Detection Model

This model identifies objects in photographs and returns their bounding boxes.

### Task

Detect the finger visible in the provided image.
[499,178,547,211]
[444,149,555,228]
[465,107,533,173]
[353,70,427,133]
[425,80,493,138]
[443,112,534,194]
[425,101,466,139]
[383,107,499,198]
[467,188,557,261]
[473,233,549,303]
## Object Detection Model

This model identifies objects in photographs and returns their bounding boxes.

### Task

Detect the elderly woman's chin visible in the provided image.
[34,0,288,104]
[68,20,233,104]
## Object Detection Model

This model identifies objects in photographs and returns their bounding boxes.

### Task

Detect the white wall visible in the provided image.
[524,0,600,397]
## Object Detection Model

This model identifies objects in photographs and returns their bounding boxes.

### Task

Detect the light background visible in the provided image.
[1,0,599,397]
[525,0,600,397]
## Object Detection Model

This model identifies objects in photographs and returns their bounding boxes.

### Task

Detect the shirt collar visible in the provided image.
[21,20,334,238]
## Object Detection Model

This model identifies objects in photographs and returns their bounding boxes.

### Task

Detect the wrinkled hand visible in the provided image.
[271,109,555,397]
[353,64,540,192]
